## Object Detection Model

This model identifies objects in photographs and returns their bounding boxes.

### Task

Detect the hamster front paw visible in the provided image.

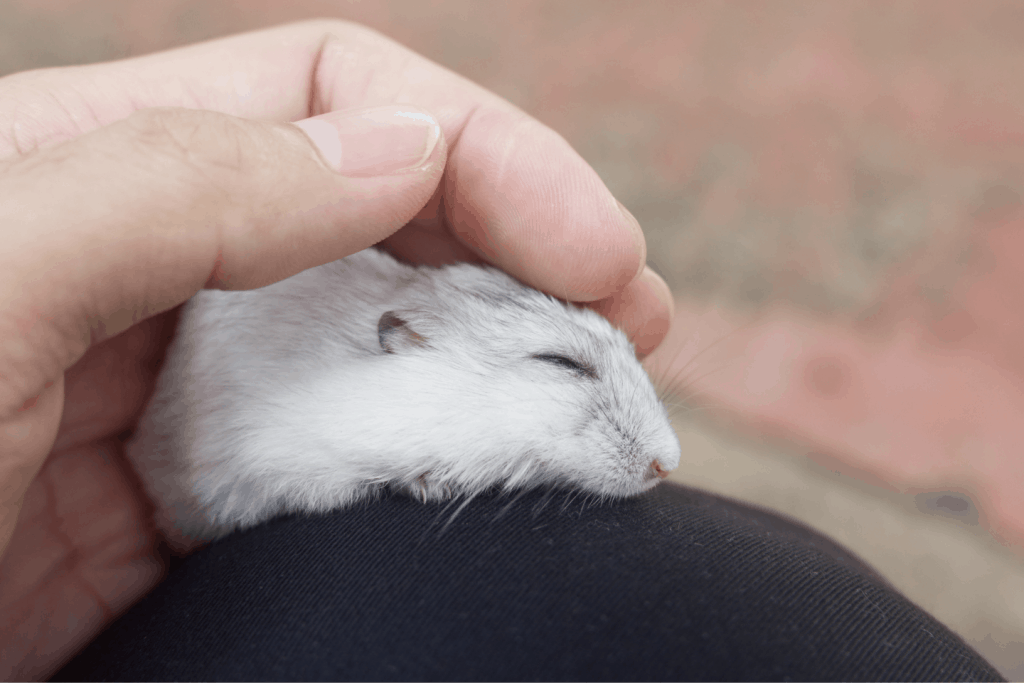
[401,473,453,503]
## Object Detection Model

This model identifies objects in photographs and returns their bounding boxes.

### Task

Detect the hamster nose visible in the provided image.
[650,459,671,479]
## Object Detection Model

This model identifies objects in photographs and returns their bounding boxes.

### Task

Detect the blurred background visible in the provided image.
[3,0,1022,676]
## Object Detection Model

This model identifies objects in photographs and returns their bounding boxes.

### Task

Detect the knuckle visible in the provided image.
[121,108,257,182]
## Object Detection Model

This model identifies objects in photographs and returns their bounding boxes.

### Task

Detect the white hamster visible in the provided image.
[127,247,681,545]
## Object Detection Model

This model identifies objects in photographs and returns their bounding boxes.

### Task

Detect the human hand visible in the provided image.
[0,20,673,679]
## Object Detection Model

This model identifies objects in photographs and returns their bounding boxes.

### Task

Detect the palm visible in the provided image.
[0,314,173,678]
[0,218,484,679]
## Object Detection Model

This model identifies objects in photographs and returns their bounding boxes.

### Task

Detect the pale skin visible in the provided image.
[0,20,673,679]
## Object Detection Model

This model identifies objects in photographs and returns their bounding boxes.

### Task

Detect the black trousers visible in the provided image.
[55,483,1003,681]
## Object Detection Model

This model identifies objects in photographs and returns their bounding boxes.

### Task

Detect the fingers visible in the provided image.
[444,108,646,301]
[0,104,446,417]
[0,20,511,154]
[588,267,675,358]
[0,20,660,340]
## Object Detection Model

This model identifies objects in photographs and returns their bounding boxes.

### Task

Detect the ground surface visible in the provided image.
[2,1,1022,678]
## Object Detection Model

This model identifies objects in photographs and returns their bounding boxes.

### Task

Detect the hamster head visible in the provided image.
[321,259,682,501]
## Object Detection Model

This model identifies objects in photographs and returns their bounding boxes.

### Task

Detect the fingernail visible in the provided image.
[616,199,647,277]
[293,105,441,177]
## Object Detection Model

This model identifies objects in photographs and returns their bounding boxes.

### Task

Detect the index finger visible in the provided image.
[0,19,665,319]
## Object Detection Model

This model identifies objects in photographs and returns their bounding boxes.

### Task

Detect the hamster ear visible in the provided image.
[378,311,430,354]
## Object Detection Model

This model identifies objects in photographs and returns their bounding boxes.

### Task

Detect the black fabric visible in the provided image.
[55,483,1002,681]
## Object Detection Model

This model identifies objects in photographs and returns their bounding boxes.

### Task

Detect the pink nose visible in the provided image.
[651,459,670,479]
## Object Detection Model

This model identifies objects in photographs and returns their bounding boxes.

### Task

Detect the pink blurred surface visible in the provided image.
[650,213,1024,549]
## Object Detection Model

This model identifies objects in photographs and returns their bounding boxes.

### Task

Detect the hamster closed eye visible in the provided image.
[127,247,681,547]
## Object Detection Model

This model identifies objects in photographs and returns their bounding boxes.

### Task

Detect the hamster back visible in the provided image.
[127,247,681,544]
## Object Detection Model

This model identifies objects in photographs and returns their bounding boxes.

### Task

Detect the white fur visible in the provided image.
[128,247,681,545]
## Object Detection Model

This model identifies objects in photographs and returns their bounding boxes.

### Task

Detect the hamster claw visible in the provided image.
[650,459,671,479]
[406,472,450,504]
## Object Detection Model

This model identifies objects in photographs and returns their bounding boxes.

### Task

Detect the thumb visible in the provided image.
[0,104,445,414]
[0,105,443,554]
